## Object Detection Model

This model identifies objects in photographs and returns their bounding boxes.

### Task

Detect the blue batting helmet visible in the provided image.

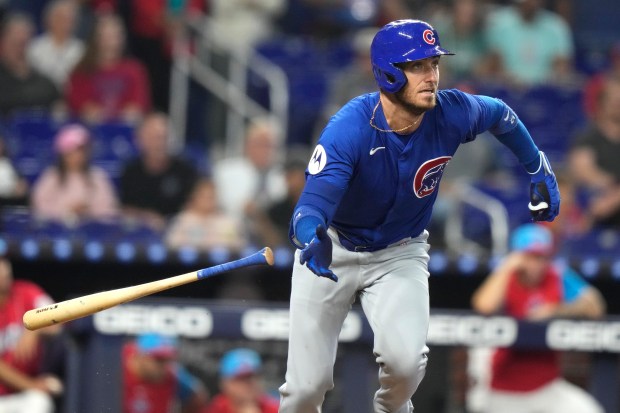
[370,20,454,93]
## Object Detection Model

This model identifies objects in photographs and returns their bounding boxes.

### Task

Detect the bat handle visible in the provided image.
[197,247,274,279]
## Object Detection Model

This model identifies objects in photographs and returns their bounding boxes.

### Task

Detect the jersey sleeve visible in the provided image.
[560,266,589,303]
[175,364,202,402]
[295,105,363,224]
[440,89,514,143]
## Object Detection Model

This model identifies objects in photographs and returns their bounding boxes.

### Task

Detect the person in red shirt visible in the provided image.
[471,223,606,413]
[0,255,63,413]
[204,348,279,413]
[122,332,208,413]
[66,12,151,124]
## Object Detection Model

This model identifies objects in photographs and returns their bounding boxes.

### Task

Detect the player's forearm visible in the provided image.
[494,121,541,174]
[290,207,325,248]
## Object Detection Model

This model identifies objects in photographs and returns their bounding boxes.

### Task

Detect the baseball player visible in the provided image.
[278,19,561,413]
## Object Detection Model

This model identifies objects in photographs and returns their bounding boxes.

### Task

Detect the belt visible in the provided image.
[337,232,414,252]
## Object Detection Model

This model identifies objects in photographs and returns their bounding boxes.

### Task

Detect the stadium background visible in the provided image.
[0,0,619,412]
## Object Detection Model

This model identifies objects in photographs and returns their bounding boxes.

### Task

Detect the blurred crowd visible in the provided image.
[0,0,617,257]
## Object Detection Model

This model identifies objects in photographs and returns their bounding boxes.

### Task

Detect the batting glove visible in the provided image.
[300,225,338,282]
[528,151,560,222]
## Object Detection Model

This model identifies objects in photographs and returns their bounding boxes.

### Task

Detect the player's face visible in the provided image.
[396,57,440,113]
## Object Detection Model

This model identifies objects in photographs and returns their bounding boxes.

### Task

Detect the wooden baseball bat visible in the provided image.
[23,247,274,331]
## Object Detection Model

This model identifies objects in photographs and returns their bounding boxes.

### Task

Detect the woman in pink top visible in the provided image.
[31,124,119,223]
[65,13,151,124]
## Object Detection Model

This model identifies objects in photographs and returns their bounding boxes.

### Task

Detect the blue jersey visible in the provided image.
[294,89,515,250]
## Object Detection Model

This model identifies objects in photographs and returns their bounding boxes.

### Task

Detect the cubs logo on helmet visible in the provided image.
[422,29,436,45]
[413,156,451,198]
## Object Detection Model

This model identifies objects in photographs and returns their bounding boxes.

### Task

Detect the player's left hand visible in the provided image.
[300,225,338,282]
[528,151,560,222]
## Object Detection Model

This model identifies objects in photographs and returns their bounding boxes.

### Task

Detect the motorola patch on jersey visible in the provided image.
[413,156,452,198]
[308,144,327,175]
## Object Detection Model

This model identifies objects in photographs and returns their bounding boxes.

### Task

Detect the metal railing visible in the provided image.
[444,181,510,257]
[169,14,289,156]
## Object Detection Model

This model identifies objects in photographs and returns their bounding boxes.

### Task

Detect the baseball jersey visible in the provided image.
[0,280,54,395]
[491,265,589,392]
[294,89,510,250]
[122,343,202,413]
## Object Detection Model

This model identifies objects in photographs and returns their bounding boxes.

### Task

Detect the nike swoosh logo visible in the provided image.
[370,147,386,155]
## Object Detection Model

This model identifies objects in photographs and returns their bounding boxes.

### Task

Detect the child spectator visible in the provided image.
[165,179,245,252]
[31,124,119,223]
[66,12,150,124]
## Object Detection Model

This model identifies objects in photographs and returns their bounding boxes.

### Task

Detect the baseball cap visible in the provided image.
[54,124,90,154]
[510,223,554,255]
[136,333,177,359]
[219,348,262,379]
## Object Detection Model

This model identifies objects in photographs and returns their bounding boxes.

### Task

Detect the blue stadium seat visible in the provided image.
[90,122,138,182]
[4,111,60,183]
[254,37,354,145]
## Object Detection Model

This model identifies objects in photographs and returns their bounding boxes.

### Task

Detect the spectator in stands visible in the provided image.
[204,348,278,413]
[122,332,208,413]
[432,0,487,85]
[208,0,285,53]
[251,156,308,248]
[120,112,199,230]
[583,42,620,119]
[0,13,60,116]
[31,124,119,224]
[27,0,84,90]
[483,0,574,85]
[322,27,377,121]
[471,223,605,413]
[0,136,28,204]
[121,0,204,112]
[165,178,246,252]
[66,12,150,124]
[0,255,63,413]
[569,75,620,228]
[213,118,286,220]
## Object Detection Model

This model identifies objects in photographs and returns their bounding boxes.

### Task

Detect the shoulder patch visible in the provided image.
[413,156,452,198]
[308,144,327,175]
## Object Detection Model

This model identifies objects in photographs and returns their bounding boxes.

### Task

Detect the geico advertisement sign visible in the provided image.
[427,315,517,347]
[94,305,213,337]
[547,320,620,352]
[241,309,363,342]
[94,306,363,341]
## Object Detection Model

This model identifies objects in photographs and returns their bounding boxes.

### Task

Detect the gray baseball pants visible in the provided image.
[279,228,431,413]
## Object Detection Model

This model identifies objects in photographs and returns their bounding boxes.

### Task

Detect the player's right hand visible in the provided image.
[300,225,338,282]
[528,151,560,222]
